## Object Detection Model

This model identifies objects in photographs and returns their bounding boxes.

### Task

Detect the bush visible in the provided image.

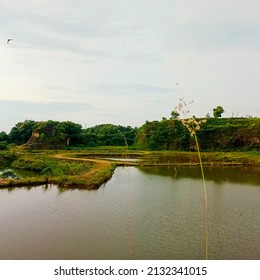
[0,169,18,179]
[0,141,8,150]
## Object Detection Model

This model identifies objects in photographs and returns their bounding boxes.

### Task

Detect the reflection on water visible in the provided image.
[138,166,260,186]
[100,157,141,162]
[0,166,259,260]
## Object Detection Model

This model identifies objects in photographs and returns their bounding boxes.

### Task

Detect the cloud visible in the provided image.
[176,20,260,52]
[0,99,90,112]
[91,83,175,96]
[0,1,173,64]
[0,0,259,132]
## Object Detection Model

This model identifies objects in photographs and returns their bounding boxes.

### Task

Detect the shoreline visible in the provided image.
[0,150,259,189]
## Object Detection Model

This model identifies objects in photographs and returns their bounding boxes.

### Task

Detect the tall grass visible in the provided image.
[193,129,208,260]
[176,98,209,259]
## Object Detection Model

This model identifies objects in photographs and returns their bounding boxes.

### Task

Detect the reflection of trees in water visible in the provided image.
[145,154,199,165]
[138,166,260,186]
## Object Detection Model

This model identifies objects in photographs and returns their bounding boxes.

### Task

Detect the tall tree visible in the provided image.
[213,106,224,118]
[8,120,36,144]
[0,131,8,141]
[170,110,180,119]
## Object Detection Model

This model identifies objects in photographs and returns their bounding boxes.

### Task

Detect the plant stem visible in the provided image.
[194,132,208,260]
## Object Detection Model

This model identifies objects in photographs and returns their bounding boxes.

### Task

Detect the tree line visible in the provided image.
[0,120,137,149]
[0,112,259,151]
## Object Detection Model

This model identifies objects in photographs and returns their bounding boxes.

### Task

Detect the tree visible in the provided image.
[56,121,82,146]
[0,131,8,141]
[8,120,36,144]
[134,119,191,150]
[170,110,180,119]
[213,106,224,118]
[83,124,136,146]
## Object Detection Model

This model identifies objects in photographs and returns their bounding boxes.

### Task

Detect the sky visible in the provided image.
[1,0,260,133]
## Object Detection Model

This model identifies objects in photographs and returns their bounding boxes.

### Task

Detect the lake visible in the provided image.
[0,166,259,260]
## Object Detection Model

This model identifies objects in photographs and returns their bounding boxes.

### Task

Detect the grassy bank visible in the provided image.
[0,148,259,189]
[69,149,260,166]
[0,149,116,189]
[140,150,260,166]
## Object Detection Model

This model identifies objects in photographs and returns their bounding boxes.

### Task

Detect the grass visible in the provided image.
[0,148,259,190]
[0,150,115,189]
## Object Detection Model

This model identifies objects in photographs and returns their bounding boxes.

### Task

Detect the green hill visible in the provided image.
[134,118,260,151]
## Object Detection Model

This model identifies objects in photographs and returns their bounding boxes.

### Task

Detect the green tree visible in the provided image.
[8,120,36,144]
[170,110,180,119]
[83,124,136,146]
[0,132,8,149]
[0,131,8,141]
[134,119,191,150]
[56,121,82,146]
[213,106,224,118]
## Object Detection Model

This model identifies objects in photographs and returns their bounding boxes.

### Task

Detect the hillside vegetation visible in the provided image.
[0,118,259,151]
[135,118,260,151]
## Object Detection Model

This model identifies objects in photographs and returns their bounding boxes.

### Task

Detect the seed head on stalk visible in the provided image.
[174,98,209,260]
[174,98,206,137]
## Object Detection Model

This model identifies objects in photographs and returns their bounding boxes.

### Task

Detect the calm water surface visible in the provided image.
[0,166,259,260]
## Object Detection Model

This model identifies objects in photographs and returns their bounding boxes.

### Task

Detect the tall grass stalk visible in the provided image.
[194,130,208,260]
[176,98,209,259]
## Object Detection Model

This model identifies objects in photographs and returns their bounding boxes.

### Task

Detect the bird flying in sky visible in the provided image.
[7,39,13,44]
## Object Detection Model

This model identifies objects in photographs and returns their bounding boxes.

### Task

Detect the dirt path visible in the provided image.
[54,153,139,166]
[54,154,109,164]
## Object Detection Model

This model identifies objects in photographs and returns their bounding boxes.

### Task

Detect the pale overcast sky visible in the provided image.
[1,0,260,132]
